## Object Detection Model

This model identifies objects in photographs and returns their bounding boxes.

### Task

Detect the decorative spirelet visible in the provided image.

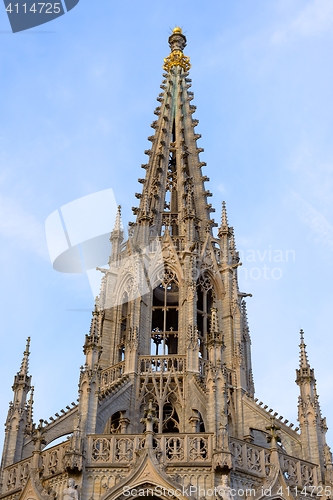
[163,27,191,73]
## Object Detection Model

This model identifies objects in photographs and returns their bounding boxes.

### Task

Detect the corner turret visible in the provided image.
[78,302,103,435]
[1,338,33,468]
[296,329,330,482]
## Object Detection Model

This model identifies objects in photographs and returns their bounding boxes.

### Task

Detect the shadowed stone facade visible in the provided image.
[1,28,333,500]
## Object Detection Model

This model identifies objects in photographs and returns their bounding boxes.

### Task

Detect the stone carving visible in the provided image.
[216,475,232,500]
[62,479,78,500]
[189,437,208,461]
[165,437,184,461]
[91,438,111,462]
[186,324,199,350]
[115,438,134,462]
[125,326,139,350]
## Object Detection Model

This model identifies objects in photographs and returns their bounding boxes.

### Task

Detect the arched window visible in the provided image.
[162,403,179,433]
[151,270,179,355]
[197,275,214,359]
[190,409,205,432]
[141,400,180,434]
[119,292,129,362]
[103,411,123,434]
[161,142,179,236]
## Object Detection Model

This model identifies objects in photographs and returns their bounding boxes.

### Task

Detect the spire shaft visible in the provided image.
[130,28,216,245]
[299,328,310,369]
[113,205,122,232]
[19,337,30,377]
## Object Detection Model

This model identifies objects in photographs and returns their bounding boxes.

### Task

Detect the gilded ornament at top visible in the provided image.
[164,27,190,72]
[163,50,191,73]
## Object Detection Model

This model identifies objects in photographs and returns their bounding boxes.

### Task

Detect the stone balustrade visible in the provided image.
[2,440,70,494]
[279,453,318,488]
[230,438,318,488]
[41,440,71,478]
[2,457,31,493]
[86,433,212,465]
[138,355,186,374]
[1,435,318,495]
[230,438,270,477]
[100,361,125,391]
[148,236,203,253]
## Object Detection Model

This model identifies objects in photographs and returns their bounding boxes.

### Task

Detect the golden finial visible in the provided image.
[163,27,191,73]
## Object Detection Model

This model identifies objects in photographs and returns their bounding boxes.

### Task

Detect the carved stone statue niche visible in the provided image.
[62,479,79,500]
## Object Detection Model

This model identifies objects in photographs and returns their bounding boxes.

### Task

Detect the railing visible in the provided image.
[170,237,185,252]
[100,361,125,391]
[86,435,144,464]
[2,457,31,493]
[86,433,213,465]
[279,453,318,488]
[138,355,186,374]
[148,236,204,254]
[2,440,70,493]
[148,235,186,253]
[230,438,270,477]
[230,438,318,488]
[158,434,211,463]
[41,440,71,479]
[148,237,163,253]
[2,435,319,495]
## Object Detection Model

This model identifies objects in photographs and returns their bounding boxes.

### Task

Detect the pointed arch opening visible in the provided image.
[196,274,214,359]
[140,397,180,434]
[151,270,179,355]
[161,146,178,236]
[119,291,129,362]
[162,403,179,433]
[227,412,234,437]
[190,409,205,433]
[103,410,129,434]
[104,411,121,434]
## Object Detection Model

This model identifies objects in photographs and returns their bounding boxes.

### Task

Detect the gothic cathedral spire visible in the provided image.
[1,29,332,500]
[2,338,33,468]
[131,28,215,248]
[296,329,330,480]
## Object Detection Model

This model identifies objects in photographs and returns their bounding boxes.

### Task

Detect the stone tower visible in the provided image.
[1,28,332,500]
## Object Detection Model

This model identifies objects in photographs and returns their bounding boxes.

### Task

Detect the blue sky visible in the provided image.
[1,0,333,446]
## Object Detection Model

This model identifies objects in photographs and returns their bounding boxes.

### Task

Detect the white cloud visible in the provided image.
[288,144,333,209]
[0,195,47,259]
[271,0,333,44]
[291,0,333,36]
[288,190,333,250]
[217,182,227,194]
